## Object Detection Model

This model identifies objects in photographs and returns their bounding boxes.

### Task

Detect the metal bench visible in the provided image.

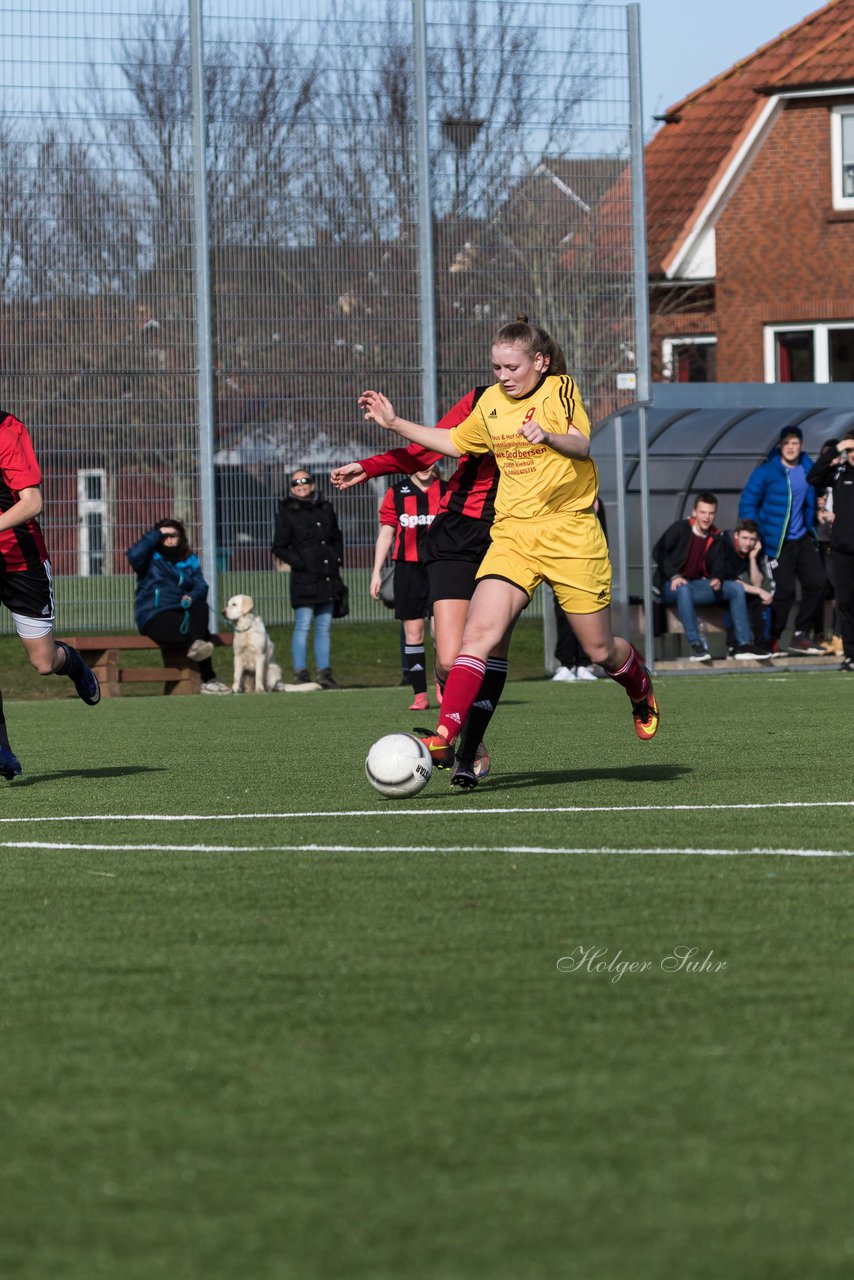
[63,633,233,697]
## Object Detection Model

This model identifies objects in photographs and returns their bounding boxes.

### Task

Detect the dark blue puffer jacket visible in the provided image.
[738,446,815,560]
[126,528,209,631]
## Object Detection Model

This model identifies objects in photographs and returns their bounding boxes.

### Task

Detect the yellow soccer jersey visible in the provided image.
[447,373,598,521]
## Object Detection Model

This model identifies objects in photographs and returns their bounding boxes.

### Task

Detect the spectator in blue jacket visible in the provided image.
[126,520,231,694]
[738,427,826,655]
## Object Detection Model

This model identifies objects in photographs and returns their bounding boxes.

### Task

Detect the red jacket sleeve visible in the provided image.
[357,389,477,479]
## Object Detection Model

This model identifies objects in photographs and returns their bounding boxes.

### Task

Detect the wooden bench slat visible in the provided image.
[119,667,190,682]
[59,631,233,696]
[63,632,233,649]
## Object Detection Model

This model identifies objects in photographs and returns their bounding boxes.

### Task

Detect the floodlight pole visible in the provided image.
[189,0,218,622]
[413,0,438,427]
[627,4,655,671]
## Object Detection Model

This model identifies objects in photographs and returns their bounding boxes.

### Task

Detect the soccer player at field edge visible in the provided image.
[358,319,659,786]
[0,409,101,780]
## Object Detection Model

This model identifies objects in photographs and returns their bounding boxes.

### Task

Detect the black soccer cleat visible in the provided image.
[0,746,22,781]
[450,758,478,791]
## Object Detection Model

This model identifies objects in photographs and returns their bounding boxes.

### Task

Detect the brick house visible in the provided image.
[646,0,854,385]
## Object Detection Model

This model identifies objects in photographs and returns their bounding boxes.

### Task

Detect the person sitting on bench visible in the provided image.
[125,519,231,694]
[654,491,771,662]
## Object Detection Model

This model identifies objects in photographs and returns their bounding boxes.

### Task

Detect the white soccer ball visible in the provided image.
[365,732,433,798]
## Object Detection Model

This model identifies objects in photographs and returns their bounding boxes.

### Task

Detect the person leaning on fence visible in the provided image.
[272,469,345,690]
[653,492,771,661]
[738,426,826,656]
[0,408,102,780]
[125,520,231,695]
[721,519,774,655]
[369,463,446,711]
[807,435,854,673]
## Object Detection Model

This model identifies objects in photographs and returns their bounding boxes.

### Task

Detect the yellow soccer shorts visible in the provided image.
[476,509,612,614]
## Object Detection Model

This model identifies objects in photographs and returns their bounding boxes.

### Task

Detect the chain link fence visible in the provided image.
[0,0,639,631]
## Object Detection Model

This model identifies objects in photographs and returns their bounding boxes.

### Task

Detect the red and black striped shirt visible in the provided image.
[380,476,446,562]
[358,387,499,524]
[0,411,49,573]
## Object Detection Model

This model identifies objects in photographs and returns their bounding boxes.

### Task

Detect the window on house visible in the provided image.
[661,337,717,382]
[77,468,107,576]
[765,324,854,382]
[831,106,854,209]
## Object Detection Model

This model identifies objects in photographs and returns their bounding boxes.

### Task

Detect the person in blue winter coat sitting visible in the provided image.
[738,427,826,656]
[125,519,231,694]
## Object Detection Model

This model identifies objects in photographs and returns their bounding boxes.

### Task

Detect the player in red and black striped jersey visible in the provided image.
[0,411,101,779]
[333,388,505,779]
[369,464,445,711]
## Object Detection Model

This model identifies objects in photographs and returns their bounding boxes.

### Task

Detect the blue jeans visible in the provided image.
[292,603,333,672]
[662,578,751,647]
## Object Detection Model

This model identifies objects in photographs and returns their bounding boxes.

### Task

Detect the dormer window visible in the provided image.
[831,105,854,210]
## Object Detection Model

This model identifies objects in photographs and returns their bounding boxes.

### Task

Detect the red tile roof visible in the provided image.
[646,0,854,276]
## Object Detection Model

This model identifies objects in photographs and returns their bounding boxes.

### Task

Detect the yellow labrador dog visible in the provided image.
[223,594,285,693]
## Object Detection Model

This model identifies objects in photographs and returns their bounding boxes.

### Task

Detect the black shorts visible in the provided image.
[425,510,492,604]
[425,510,492,563]
[393,560,431,621]
[0,561,54,620]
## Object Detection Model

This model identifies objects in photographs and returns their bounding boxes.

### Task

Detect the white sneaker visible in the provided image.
[200,679,231,695]
[574,665,599,681]
[187,639,214,662]
[551,665,577,682]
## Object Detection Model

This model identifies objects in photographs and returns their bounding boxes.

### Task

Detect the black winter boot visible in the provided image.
[316,668,341,690]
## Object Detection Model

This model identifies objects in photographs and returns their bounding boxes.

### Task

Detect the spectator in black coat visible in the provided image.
[272,470,345,689]
[808,437,854,672]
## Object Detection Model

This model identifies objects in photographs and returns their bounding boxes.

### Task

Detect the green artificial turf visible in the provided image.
[0,673,852,1279]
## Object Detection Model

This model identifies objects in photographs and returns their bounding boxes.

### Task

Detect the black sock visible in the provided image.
[457,658,508,762]
[404,645,427,695]
[0,690,11,750]
[199,659,216,681]
[55,640,83,680]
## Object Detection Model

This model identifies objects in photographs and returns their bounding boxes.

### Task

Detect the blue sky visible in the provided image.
[639,0,825,125]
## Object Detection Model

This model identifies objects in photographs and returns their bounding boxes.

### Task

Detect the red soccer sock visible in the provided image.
[606,643,650,703]
[436,654,487,744]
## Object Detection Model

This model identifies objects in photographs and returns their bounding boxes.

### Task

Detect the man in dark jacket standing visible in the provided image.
[272,469,345,688]
[738,427,825,655]
[654,491,770,661]
[808,436,854,672]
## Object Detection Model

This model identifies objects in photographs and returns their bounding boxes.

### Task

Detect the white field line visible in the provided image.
[0,841,851,858]
[1,799,854,823]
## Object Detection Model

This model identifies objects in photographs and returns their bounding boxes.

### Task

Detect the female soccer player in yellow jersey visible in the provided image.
[358,318,659,788]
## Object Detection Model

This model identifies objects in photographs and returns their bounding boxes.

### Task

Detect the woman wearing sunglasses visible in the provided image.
[272,471,345,689]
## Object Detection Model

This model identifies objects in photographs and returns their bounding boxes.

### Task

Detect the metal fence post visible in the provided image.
[413,0,437,428]
[627,3,654,669]
[189,0,218,621]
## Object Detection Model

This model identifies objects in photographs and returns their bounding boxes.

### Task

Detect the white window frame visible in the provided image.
[661,335,717,381]
[831,105,854,210]
[764,322,854,383]
[77,467,108,577]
